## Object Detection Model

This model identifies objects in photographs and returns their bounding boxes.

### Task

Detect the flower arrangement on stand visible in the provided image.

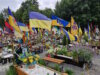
[19,52,40,69]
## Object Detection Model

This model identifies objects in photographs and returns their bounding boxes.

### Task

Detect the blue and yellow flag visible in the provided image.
[8,7,21,33]
[17,22,29,32]
[51,15,70,27]
[63,28,75,41]
[84,28,88,36]
[63,28,70,40]
[68,31,75,41]
[71,17,78,36]
[29,12,51,31]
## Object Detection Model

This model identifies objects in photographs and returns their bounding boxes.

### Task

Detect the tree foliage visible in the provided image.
[0,0,100,29]
[55,0,100,28]
[40,8,54,18]
[0,13,4,28]
[15,0,39,24]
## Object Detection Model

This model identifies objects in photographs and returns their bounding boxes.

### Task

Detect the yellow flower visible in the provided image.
[35,58,38,61]
[29,59,33,63]
[23,58,27,63]
[28,56,33,59]
[35,54,40,59]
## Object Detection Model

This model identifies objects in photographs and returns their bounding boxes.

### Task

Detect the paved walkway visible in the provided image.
[0,51,100,75]
[39,51,100,75]
[0,63,12,75]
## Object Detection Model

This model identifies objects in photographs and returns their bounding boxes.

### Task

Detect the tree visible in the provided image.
[55,0,100,28]
[0,13,5,28]
[40,8,54,18]
[15,0,39,24]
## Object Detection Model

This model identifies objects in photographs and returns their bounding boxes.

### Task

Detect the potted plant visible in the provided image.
[53,64,60,72]
[62,35,67,46]
[72,50,78,62]
[56,46,67,55]
[6,65,17,75]
[38,59,46,66]
[65,68,74,75]
[19,53,40,69]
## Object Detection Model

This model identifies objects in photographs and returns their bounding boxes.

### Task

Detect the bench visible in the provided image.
[43,57,65,64]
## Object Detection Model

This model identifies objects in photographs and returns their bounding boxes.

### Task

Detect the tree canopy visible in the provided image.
[0,0,100,29]
[55,0,100,28]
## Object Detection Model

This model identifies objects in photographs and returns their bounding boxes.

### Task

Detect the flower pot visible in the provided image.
[28,65,35,69]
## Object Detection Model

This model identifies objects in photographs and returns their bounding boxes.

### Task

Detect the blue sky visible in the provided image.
[0,0,61,12]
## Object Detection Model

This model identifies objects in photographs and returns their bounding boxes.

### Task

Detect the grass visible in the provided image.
[65,68,74,75]
[6,65,17,75]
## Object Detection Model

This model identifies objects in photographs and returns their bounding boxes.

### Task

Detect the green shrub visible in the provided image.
[57,46,67,55]
[38,59,46,66]
[83,34,88,42]
[65,68,74,75]
[78,49,93,62]
[72,50,78,59]
[6,65,17,75]
[63,35,67,45]
[53,64,60,72]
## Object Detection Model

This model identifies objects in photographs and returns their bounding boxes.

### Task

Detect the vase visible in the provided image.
[28,65,35,69]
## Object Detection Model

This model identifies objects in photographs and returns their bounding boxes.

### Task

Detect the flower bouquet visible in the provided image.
[19,52,40,69]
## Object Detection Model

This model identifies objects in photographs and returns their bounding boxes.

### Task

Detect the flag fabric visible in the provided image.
[87,23,90,39]
[8,7,21,33]
[63,28,75,41]
[14,30,23,38]
[3,27,9,34]
[60,27,64,34]
[66,22,71,27]
[78,25,82,36]
[29,12,51,31]
[4,27,13,34]
[71,17,78,36]
[51,20,62,27]
[31,28,35,33]
[68,31,75,41]
[63,28,70,40]
[84,28,88,36]
[5,21,13,31]
[51,15,70,27]
[74,35,78,41]
[17,22,29,31]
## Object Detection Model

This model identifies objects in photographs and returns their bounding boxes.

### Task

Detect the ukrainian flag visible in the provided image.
[84,28,88,36]
[63,28,75,41]
[68,31,75,41]
[71,16,78,36]
[63,28,70,40]
[29,12,51,31]
[8,7,21,33]
[17,22,29,32]
[51,15,70,27]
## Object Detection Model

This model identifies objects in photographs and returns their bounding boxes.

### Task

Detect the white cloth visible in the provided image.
[1,54,13,58]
